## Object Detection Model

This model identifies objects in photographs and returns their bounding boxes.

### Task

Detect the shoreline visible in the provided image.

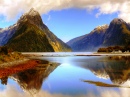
[22,52,130,57]
[1,52,130,68]
[0,58,29,68]
[0,58,50,79]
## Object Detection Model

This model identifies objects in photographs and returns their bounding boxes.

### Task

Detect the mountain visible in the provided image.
[0,8,71,52]
[103,18,130,46]
[6,18,54,52]
[0,24,17,46]
[67,18,130,51]
[67,25,108,51]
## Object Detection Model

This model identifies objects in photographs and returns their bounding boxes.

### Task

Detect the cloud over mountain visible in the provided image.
[0,0,130,22]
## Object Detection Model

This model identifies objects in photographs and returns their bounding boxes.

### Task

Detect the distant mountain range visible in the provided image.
[1,8,130,52]
[67,18,130,51]
[0,8,71,52]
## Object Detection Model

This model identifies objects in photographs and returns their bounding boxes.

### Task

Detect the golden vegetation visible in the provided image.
[121,23,130,34]
[0,59,40,79]
[6,20,54,52]
[0,46,24,64]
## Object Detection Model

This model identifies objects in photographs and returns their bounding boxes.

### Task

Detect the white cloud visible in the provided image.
[1,84,130,97]
[47,15,51,21]
[0,0,130,22]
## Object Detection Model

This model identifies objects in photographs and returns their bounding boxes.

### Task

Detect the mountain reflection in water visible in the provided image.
[1,55,130,97]
[80,56,130,85]
[0,59,59,95]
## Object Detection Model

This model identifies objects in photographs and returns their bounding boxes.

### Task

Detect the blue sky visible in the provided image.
[42,8,118,42]
[0,0,129,42]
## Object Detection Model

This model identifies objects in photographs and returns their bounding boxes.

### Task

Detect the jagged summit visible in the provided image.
[21,8,40,17]
[27,8,39,16]
[17,8,44,29]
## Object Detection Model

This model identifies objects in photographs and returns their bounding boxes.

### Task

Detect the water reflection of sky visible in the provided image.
[42,62,114,96]
[1,55,130,97]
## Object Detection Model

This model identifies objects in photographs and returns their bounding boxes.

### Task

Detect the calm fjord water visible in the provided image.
[1,52,130,97]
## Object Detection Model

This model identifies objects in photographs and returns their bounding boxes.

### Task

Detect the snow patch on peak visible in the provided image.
[90,24,108,34]
[27,8,39,16]
[88,24,108,35]
[17,8,40,24]
[19,8,39,18]
[96,24,108,29]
